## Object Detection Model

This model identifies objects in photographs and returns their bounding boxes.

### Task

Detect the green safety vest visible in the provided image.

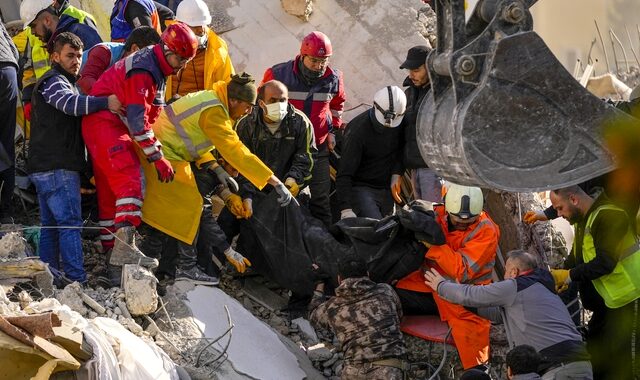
[581,204,640,308]
[153,90,226,162]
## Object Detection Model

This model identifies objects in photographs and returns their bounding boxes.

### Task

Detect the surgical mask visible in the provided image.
[197,33,208,49]
[264,101,288,123]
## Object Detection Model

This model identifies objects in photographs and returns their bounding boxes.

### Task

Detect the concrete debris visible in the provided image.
[307,342,333,361]
[280,0,313,21]
[0,231,30,260]
[292,317,318,344]
[415,4,437,48]
[123,264,158,316]
[57,282,88,317]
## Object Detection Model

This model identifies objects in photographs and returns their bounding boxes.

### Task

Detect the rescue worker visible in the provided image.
[395,183,500,370]
[138,74,294,281]
[78,26,161,94]
[424,249,593,379]
[263,31,346,227]
[168,0,234,99]
[81,23,198,269]
[309,253,407,380]
[337,86,406,220]
[110,0,162,42]
[27,32,122,284]
[0,22,19,224]
[549,185,640,379]
[20,0,102,53]
[400,45,443,203]
[506,345,542,380]
[217,80,315,240]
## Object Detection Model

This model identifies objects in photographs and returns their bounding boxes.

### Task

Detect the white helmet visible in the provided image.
[176,0,212,28]
[373,85,406,128]
[445,183,483,219]
[20,0,54,28]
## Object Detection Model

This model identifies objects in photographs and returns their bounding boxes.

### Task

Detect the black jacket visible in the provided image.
[235,103,316,199]
[336,108,404,211]
[402,76,429,169]
[0,22,18,69]
[28,67,86,174]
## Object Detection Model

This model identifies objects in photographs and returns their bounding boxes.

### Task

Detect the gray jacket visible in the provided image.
[512,374,542,380]
[0,21,18,68]
[436,268,589,371]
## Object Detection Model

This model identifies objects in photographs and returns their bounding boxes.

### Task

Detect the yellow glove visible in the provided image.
[285,177,300,197]
[523,210,548,224]
[220,189,245,219]
[550,269,571,293]
[224,247,252,273]
[242,198,253,219]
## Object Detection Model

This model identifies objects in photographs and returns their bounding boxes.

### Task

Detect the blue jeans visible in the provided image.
[30,170,86,283]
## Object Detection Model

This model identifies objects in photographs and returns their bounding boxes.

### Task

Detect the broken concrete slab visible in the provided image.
[292,317,318,344]
[280,0,313,20]
[56,282,88,317]
[183,285,324,380]
[307,343,333,362]
[0,231,31,259]
[123,264,158,316]
[242,277,288,312]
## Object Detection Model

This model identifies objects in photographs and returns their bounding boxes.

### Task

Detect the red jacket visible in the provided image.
[89,44,173,161]
[262,56,345,145]
[397,205,500,292]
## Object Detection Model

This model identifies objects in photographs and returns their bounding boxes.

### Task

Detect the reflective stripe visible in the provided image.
[462,219,492,246]
[115,211,142,218]
[142,143,160,155]
[331,109,343,117]
[99,235,115,240]
[115,197,143,207]
[125,54,133,73]
[622,242,640,260]
[313,92,333,101]
[460,250,482,274]
[33,59,48,71]
[98,220,114,226]
[289,91,308,101]
[165,99,220,160]
[134,131,155,142]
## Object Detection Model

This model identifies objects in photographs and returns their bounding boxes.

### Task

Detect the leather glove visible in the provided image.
[391,174,403,204]
[154,157,175,183]
[211,164,239,193]
[274,182,293,206]
[224,247,251,273]
[24,102,32,122]
[284,177,300,197]
[523,210,548,224]
[550,269,571,293]
[242,198,253,218]
[340,209,357,219]
[220,189,245,219]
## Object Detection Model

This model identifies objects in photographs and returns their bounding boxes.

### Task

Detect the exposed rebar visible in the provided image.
[595,20,611,72]
[610,29,629,72]
[625,25,640,67]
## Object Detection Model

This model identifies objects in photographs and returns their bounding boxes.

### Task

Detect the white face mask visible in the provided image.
[197,33,208,49]
[264,101,288,123]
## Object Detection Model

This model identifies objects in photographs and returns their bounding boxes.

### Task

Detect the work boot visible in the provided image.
[175,266,220,286]
[109,226,159,269]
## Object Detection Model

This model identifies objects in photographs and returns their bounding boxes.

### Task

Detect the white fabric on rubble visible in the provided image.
[92,317,179,380]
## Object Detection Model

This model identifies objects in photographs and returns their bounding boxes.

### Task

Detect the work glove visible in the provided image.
[210,163,239,193]
[224,247,251,273]
[242,198,253,218]
[523,210,548,224]
[550,269,571,293]
[220,188,245,219]
[391,174,403,204]
[24,102,32,122]
[274,181,293,206]
[284,177,300,197]
[154,157,175,183]
[340,209,357,219]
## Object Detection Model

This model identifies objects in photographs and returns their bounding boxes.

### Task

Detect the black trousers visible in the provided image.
[0,64,17,218]
[309,141,332,227]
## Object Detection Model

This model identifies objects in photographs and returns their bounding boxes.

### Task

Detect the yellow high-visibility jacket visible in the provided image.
[141,81,273,243]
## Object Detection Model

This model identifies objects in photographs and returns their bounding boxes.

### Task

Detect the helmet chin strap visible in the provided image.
[374,86,397,126]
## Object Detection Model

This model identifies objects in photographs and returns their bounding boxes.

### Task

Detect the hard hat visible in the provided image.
[20,0,54,27]
[175,0,211,28]
[445,183,483,219]
[373,85,407,127]
[300,31,332,58]
[161,22,199,60]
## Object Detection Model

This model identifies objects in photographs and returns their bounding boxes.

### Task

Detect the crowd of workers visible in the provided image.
[0,0,638,379]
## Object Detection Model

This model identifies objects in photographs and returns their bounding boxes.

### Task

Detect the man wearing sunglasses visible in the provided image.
[336,85,406,220]
[81,22,197,274]
[395,183,500,372]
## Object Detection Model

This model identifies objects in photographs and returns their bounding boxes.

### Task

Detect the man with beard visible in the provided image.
[549,186,640,379]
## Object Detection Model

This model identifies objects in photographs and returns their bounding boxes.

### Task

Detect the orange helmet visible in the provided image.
[300,31,332,58]
[161,22,198,60]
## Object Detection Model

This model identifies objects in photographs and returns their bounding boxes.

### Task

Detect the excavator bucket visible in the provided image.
[416,0,636,191]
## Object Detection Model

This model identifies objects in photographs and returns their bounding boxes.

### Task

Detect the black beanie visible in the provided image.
[227,72,257,105]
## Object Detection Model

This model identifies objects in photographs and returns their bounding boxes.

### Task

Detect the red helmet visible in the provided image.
[300,31,332,58]
[161,22,198,60]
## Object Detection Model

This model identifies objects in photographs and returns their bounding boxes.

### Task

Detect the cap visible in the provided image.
[399,45,431,70]
[227,72,257,105]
